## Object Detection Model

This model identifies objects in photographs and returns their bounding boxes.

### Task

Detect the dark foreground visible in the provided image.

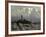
[11,23,40,31]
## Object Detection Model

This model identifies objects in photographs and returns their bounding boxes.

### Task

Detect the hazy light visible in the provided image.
[30,8,33,11]
[35,8,38,12]
[23,8,25,12]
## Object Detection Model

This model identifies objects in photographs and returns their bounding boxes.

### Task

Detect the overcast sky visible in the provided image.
[11,6,41,22]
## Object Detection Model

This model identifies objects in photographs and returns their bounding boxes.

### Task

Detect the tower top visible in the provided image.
[21,15,23,20]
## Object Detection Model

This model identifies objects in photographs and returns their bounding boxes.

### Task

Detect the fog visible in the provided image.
[11,6,41,23]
